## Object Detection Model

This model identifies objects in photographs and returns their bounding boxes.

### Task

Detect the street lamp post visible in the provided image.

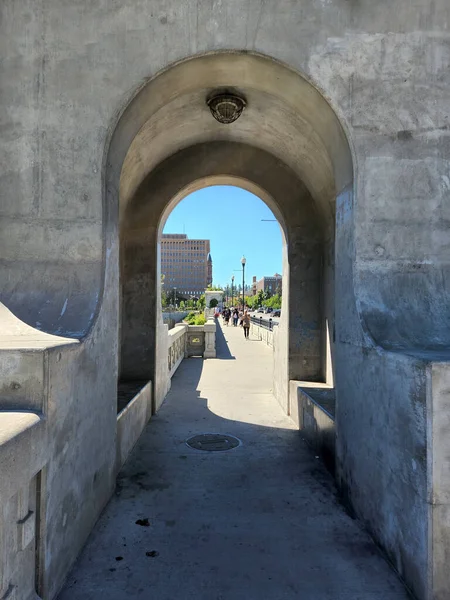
[231,275,234,307]
[241,256,246,310]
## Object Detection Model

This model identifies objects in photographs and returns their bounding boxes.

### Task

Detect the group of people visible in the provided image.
[221,306,251,339]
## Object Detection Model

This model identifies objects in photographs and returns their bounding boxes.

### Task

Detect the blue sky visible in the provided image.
[163,186,282,288]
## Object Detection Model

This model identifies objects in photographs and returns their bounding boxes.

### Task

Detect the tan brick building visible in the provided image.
[161,234,212,298]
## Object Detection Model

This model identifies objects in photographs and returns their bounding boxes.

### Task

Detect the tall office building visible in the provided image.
[161,234,212,298]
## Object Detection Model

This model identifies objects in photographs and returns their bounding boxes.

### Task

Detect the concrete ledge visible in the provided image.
[116,382,152,470]
[0,302,76,350]
[289,381,335,473]
[0,304,78,413]
[168,323,188,343]
[0,411,47,503]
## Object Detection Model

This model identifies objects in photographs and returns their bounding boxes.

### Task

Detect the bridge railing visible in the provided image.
[250,316,278,347]
[168,317,217,378]
[250,315,279,331]
[168,324,188,377]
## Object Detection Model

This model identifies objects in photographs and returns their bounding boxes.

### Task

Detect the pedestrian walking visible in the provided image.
[224,307,231,326]
[232,308,239,327]
[242,309,251,339]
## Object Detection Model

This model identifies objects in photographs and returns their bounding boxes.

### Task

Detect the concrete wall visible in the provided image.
[162,311,189,329]
[168,324,188,376]
[154,322,170,413]
[120,140,323,417]
[116,381,152,469]
[121,229,156,380]
[289,381,336,473]
[253,318,288,413]
[1,3,450,599]
[0,288,118,600]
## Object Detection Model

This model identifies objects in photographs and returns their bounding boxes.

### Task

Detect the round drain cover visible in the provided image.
[186,433,240,452]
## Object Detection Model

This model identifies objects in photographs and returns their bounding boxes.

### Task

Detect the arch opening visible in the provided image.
[108,51,353,412]
[158,185,283,322]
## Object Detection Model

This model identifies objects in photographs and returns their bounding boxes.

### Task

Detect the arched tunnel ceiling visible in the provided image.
[123,141,322,243]
[117,52,353,226]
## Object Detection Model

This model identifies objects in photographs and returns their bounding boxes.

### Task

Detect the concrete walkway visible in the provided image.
[59,322,409,600]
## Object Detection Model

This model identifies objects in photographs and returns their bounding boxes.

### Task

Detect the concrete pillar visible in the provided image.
[272,239,289,411]
[428,362,450,600]
[203,318,216,358]
[154,322,169,413]
[120,228,157,381]
[288,236,323,382]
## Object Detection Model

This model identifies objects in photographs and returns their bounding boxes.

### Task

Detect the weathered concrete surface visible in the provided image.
[116,381,152,470]
[58,323,408,600]
[122,141,322,389]
[427,362,450,600]
[289,381,336,473]
[203,318,216,358]
[1,3,450,598]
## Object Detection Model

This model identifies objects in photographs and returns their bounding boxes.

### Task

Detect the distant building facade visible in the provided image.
[161,234,212,298]
[253,273,282,296]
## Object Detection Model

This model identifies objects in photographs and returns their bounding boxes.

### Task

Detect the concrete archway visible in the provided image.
[121,143,323,408]
[107,52,353,411]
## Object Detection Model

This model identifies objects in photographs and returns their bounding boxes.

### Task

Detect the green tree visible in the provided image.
[255,289,264,308]
[244,295,254,309]
[243,290,264,310]
[179,300,186,309]
[206,285,223,291]
[266,293,281,309]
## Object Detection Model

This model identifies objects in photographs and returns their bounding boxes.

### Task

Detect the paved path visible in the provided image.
[59,322,408,600]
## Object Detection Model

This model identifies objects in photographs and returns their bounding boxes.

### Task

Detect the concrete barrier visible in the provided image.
[116,381,152,469]
[0,312,215,599]
[162,311,189,330]
[289,381,336,473]
[168,324,188,376]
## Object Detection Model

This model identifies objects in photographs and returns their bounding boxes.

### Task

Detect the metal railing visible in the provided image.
[250,315,279,330]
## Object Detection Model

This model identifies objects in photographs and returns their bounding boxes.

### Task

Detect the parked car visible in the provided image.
[257,307,264,313]
[264,307,273,314]
[273,309,281,317]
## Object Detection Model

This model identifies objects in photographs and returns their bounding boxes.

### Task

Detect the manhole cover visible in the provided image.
[186,433,241,452]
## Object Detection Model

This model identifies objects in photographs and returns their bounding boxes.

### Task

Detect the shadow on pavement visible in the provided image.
[58,320,410,600]
[214,319,236,360]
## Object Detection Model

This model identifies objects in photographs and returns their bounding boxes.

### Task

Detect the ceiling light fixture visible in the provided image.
[207,92,246,124]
